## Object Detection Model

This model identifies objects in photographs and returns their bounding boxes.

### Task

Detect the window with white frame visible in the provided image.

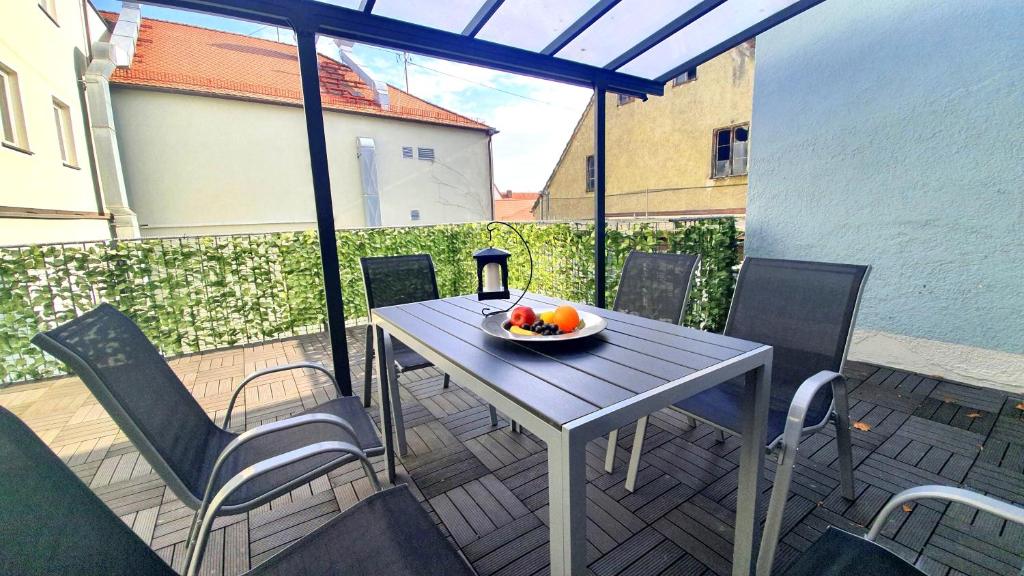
[38,0,58,23]
[0,63,28,150]
[585,154,595,192]
[52,98,78,167]
[712,124,749,178]
[672,67,697,86]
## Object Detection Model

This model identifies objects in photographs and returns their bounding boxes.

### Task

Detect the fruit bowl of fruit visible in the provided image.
[480,304,606,342]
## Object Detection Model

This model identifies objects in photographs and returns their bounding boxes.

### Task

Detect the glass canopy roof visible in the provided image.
[152,0,826,95]
[360,0,822,84]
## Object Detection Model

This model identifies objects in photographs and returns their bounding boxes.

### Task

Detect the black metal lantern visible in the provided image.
[473,247,511,301]
[473,222,533,315]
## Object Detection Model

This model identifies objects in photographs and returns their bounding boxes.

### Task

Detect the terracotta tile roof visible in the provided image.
[500,192,541,200]
[99,12,491,131]
[494,192,540,221]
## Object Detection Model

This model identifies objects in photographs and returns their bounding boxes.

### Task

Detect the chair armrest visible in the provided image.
[185,440,381,576]
[771,370,844,450]
[867,485,1024,541]
[757,370,848,576]
[221,362,339,429]
[195,413,362,537]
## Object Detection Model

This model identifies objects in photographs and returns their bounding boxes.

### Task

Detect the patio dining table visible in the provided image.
[371,292,773,576]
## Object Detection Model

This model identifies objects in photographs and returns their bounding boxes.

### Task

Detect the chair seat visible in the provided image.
[782,527,923,576]
[249,484,476,576]
[393,338,432,372]
[218,396,382,508]
[673,377,800,444]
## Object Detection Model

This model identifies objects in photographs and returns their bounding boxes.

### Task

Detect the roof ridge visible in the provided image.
[102,9,491,131]
[100,9,301,51]
[387,84,489,131]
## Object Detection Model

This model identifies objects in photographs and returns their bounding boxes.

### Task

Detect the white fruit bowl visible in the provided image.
[480,309,607,342]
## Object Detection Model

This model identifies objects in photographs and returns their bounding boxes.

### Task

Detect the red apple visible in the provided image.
[509,306,537,328]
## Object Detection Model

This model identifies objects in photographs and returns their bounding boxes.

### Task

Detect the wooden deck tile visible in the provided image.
[1,335,1020,576]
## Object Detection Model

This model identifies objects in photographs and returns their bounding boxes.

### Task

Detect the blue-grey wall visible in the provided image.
[748,0,1023,355]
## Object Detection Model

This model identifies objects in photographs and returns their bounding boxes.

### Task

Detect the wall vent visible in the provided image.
[417,147,435,161]
[402,146,413,159]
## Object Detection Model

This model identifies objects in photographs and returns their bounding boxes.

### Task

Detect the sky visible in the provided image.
[92,1,593,192]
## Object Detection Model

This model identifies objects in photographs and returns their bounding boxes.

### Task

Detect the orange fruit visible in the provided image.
[552,305,580,333]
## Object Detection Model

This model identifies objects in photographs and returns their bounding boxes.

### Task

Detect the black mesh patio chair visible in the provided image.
[601,250,700,466]
[608,258,869,514]
[613,250,701,324]
[0,407,475,576]
[31,303,383,560]
[761,484,1024,576]
[362,254,494,455]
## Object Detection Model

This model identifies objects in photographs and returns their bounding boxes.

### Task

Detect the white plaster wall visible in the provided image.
[748,0,1024,391]
[0,0,109,245]
[109,88,492,236]
[0,219,110,247]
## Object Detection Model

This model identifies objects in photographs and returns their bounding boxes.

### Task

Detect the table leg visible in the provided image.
[548,429,587,576]
[374,325,397,484]
[734,358,771,576]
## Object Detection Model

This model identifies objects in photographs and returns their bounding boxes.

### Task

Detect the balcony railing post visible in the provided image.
[294,26,353,396]
[594,84,607,308]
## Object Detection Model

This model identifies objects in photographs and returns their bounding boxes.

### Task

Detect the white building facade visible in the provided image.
[0,0,114,245]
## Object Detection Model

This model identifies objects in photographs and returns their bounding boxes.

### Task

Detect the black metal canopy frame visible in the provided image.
[142,0,826,396]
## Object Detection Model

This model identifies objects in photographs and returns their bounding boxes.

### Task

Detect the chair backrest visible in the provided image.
[31,304,228,504]
[0,407,176,575]
[725,257,868,425]
[612,251,701,324]
[360,254,441,311]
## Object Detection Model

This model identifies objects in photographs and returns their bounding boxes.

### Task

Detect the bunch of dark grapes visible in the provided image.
[528,321,563,335]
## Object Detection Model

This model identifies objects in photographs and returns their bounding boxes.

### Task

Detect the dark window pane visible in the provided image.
[717,129,731,148]
[586,155,595,192]
[735,126,749,142]
[716,143,731,162]
[672,67,697,86]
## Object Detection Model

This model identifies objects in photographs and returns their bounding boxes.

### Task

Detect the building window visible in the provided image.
[712,124,749,178]
[417,147,434,161]
[0,64,28,151]
[38,0,58,23]
[617,93,634,106]
[585,155,595,192]
[401,146,413,158]
[672,67,697,86]
[410,209,421,221]
[52,98,78,167]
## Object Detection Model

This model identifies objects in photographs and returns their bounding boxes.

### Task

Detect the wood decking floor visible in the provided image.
[2,327,1022,576]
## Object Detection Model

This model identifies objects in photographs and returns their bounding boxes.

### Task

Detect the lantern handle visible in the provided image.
[482,221,533,317]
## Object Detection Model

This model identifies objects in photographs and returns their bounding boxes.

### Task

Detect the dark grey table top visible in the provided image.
[372,292,763,429]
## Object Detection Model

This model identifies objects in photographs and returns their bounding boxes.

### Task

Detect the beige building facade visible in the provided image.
[112,88,494,236]
[0,0,114,245]
[537,42,753,222]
